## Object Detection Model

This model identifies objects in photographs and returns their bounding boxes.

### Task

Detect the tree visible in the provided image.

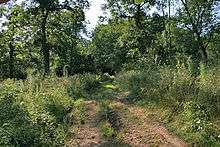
[30,0,89,75]
[0,4,29,79]
[46,9,89,75]
[105,0,158,54]
[178,0,220,74]
[91,22,129,74]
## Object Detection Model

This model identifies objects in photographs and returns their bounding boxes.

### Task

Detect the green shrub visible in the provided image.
[169,101,220,146]
[67,73,101,99]
[116,58,161,102]
[0,77,76,146]
[98,100,113,121]
[100,73,114,82]
[115,68,160,102]
[98,100,116,139]
[163,65,220,146]
[69,99,87,125]
[196,69,220,115]
[100,121,115,138]
[159,64,195,104]
[0,92,38,146]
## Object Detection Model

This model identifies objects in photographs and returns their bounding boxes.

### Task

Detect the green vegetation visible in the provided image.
[0,77,86,146]
[1,0,220,146]
[115,63,220,146]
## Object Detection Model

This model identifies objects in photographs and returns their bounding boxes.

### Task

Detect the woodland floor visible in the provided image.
[64,97,188,147]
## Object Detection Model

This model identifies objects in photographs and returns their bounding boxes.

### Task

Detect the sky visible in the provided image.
[86,0,107,31]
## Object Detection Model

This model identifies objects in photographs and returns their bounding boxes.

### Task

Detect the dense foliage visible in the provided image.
[0,77,78,146]
[0,0,220,146]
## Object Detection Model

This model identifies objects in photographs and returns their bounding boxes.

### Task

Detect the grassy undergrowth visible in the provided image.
[1,64,220,146]
[0,73,115,146]
[115,63,220,146]
[0,77,87,146]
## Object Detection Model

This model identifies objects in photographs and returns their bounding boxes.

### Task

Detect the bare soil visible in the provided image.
[65,100,187,147]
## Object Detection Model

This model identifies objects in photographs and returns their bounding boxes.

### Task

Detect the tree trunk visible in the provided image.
[199,42,208,65]
[135,4,142,30]
[0,0,10,4]
[9,42,14,78]
[41,8,50,76]
[191,34,208,76]
[168,0,172,51]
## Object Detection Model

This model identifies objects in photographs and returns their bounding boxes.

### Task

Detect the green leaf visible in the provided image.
[134,0,143,4]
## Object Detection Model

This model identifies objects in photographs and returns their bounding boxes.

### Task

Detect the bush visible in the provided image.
[67,73,101,99]
[0,92,38,146]
[0,77,76,146]
[115,68,160,102]
[98,100,117,139]
[196,68,220,115]
[170,101,220,146]
[159,64,195,104]
[100,121,115,138]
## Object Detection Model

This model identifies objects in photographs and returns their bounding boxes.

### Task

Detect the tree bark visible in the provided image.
[135,4,142,30]
[41,8,50,76]
[9,42,14,78]
[198,37,208,65]
[0,0,10,4]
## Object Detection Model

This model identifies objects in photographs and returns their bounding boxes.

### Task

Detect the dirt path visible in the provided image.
[118,104,188,147]
[65,101,104,147]
[65,100,187,147]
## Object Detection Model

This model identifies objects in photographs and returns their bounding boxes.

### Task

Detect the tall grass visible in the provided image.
[115,63,220,146]
[0,77,83,146]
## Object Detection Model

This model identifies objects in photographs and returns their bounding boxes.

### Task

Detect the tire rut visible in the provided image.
[65,100,188,147]
[65,101,103,147]
[115,102,188,147]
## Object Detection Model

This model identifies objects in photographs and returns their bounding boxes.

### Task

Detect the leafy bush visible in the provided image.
[115,68,160,102]
[67,73,101,99]
[100,121,115,138]
[169,101,220,146]
[163,65,220,145]
[98,100,113,118]
[196,68,220,115]
[0,77,79,146]
[0,92,38,146]
[98,100,116,139]
[158,64,195,105]
[69,99,87,125]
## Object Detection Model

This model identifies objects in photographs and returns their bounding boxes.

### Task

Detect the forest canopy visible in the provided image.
[0,0,219,77]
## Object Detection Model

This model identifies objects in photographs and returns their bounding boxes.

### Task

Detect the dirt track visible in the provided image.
[65,100,187,147]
